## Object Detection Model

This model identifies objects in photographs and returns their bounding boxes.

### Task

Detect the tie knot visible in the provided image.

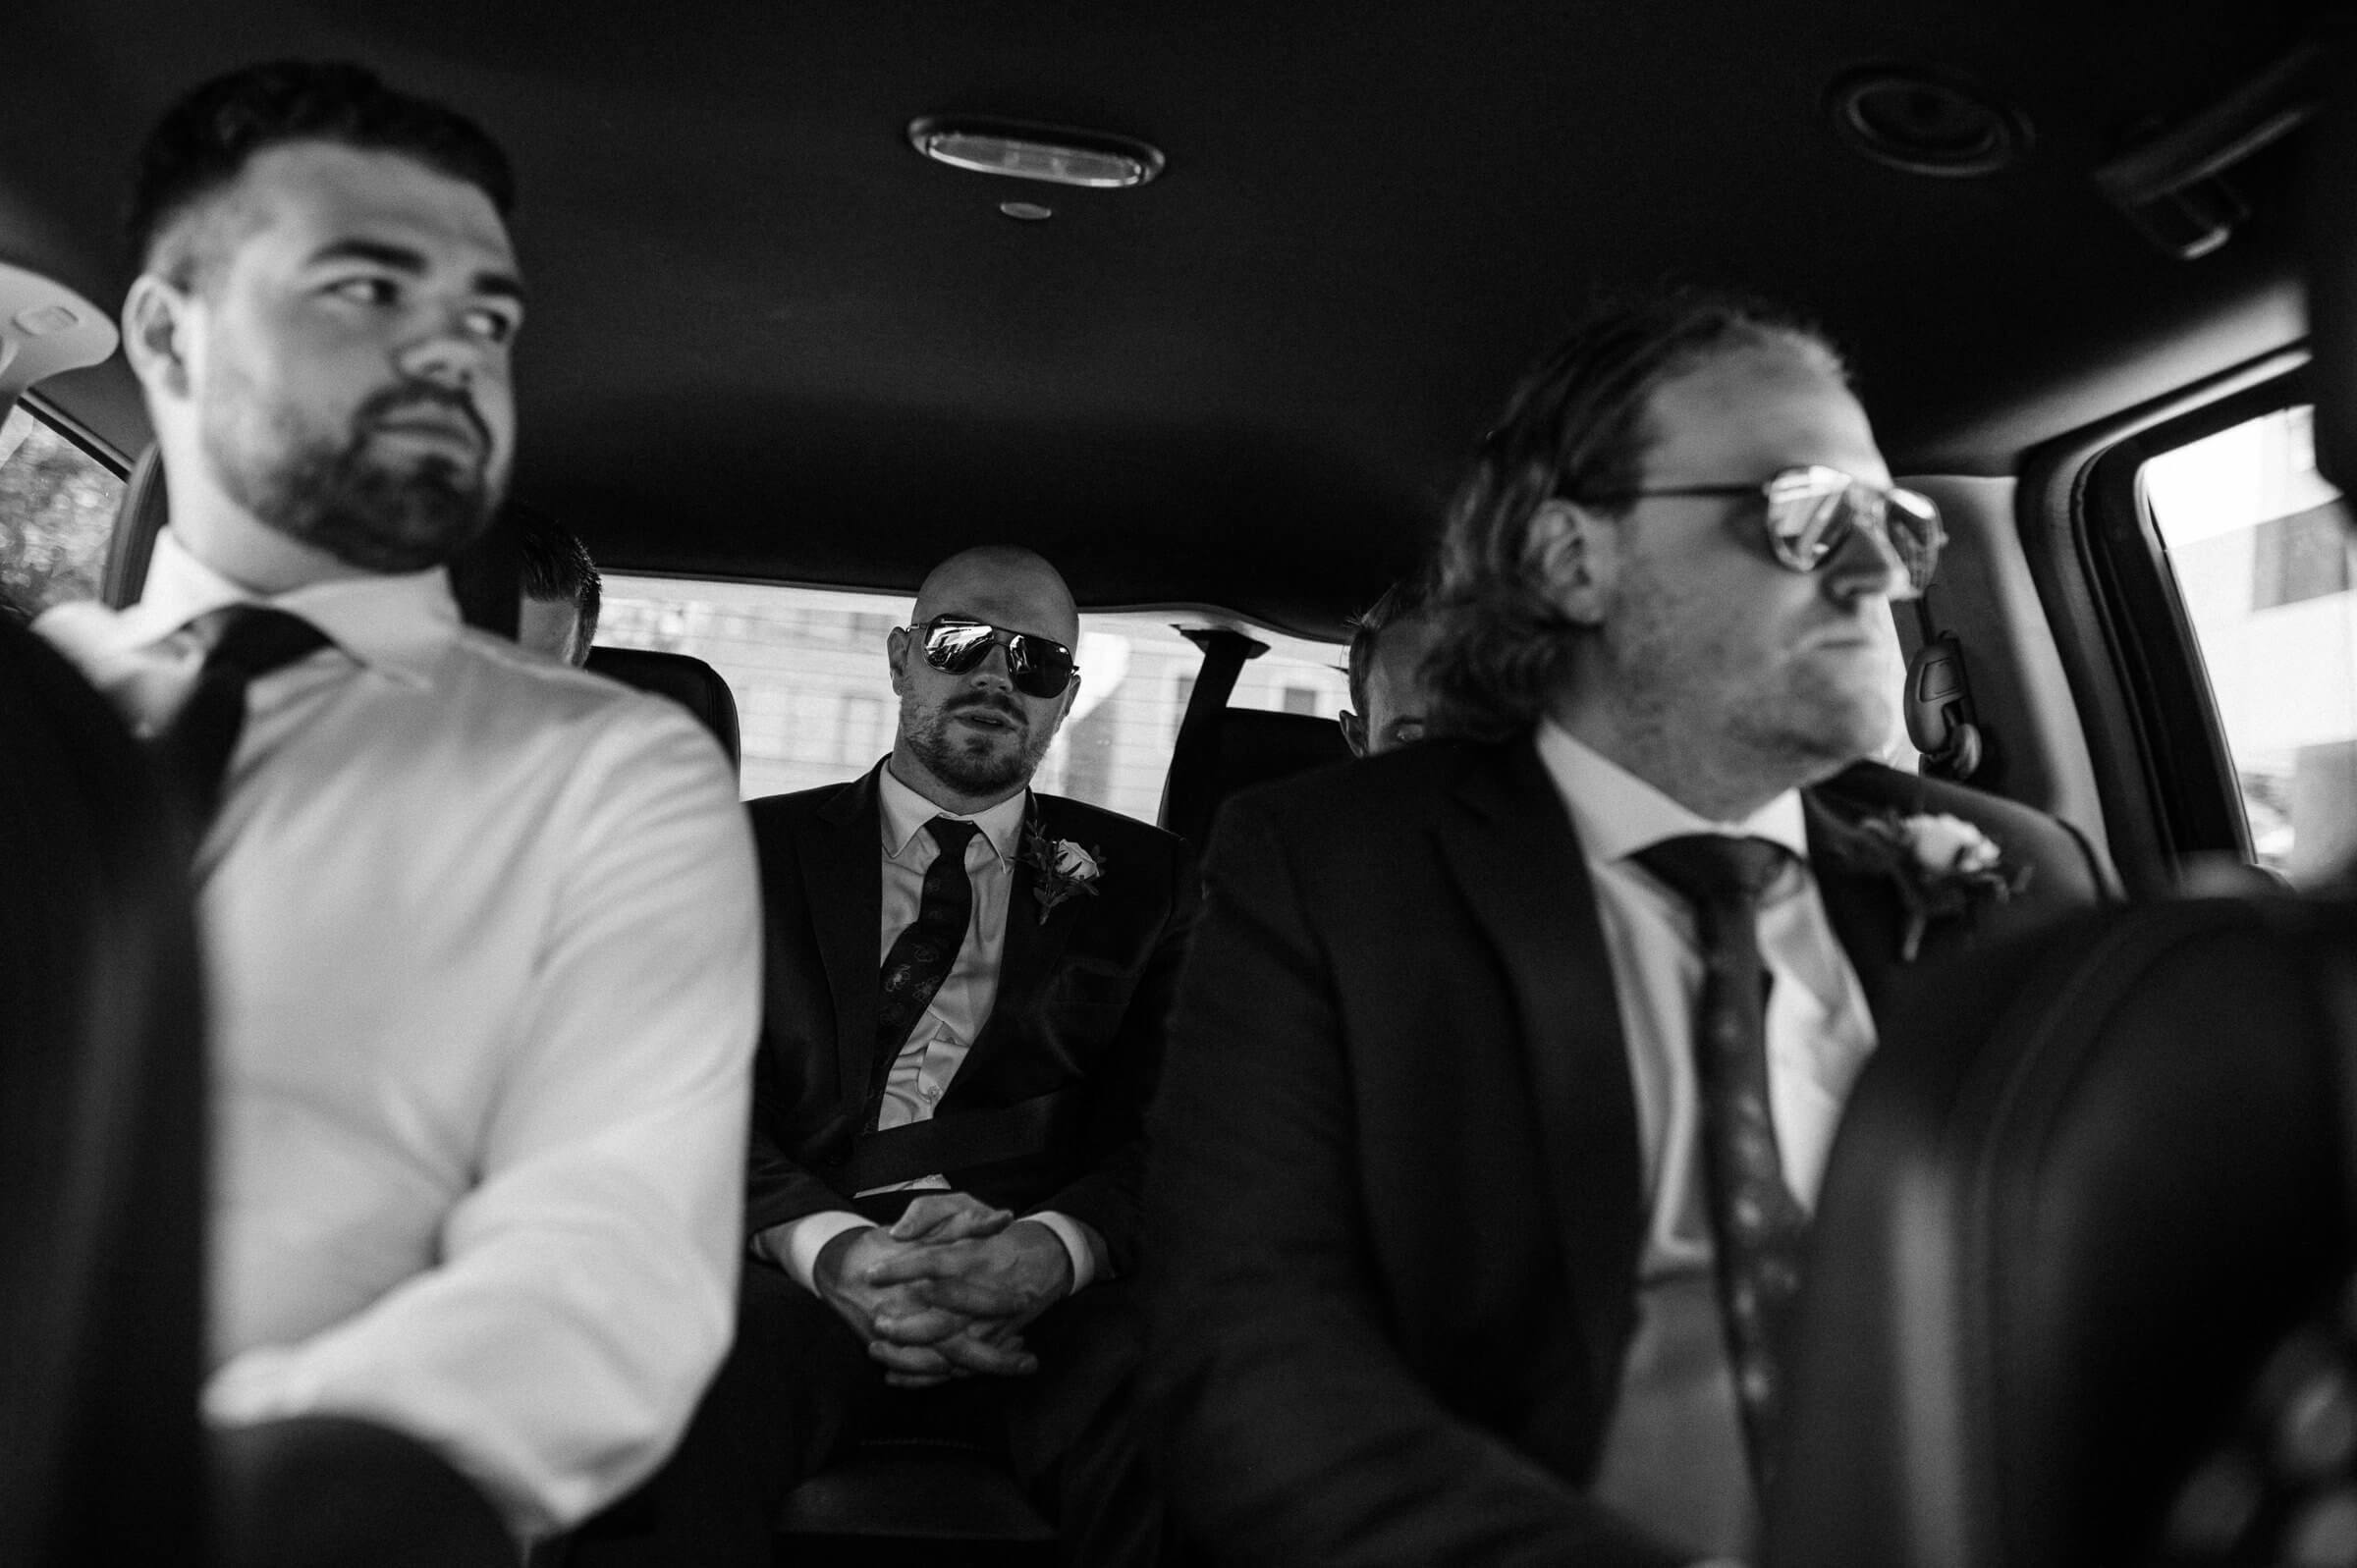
[193,605,331,678]
[924,816,981,858]
[1633,834,1788,912]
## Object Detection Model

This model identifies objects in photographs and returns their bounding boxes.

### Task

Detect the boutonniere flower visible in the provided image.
[1017,816,1105,923]
[1825,810,2030,962]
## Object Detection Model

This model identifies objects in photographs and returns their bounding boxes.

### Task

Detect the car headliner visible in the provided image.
[0,0,2320,636]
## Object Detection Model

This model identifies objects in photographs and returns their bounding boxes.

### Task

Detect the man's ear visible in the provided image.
[1524,498,1617,626]
[1338,709,1368,759]
[886,624,912,695]
[121,274,194,399]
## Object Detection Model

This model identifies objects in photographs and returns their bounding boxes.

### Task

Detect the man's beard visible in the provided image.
[204,383,499,573]
[904,692,1053,796]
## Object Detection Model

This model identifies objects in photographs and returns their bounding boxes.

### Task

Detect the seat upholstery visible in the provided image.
[0,616,205,1563]
[1765,896,2352,1568]
[1159,706,1351,851]
[584,645,742,776]
[776,1442,1056,1548]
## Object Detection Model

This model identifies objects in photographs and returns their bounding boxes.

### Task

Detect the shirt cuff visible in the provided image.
[1025,1211,1103,1293]
[762,1211,872,1294]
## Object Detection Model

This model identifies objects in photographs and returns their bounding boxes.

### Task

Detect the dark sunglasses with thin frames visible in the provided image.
[906,616,1077,699]
[1579,463,1946,599]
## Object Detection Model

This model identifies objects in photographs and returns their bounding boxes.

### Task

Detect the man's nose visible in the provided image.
[1822,513,1916,603]
[394,319,492,390]
[966,639,1016,688]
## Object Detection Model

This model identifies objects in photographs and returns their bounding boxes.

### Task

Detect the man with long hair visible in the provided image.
[1146,290,2112,1566]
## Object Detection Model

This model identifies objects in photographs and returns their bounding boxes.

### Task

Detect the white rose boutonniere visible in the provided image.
[1823,808,2029,961]
[1019,816,1106,922]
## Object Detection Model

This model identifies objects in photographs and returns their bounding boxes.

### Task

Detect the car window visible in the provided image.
[2143,404,2356,881]
[0,403,123,622]
[599,574,1350,813]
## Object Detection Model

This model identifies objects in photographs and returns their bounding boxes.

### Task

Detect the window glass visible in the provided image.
[599,575,1350,816]
[0,404,123,622]
[2144,405,2357,880]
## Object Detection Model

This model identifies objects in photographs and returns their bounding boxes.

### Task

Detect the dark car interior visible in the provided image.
[6,0,2357,1562]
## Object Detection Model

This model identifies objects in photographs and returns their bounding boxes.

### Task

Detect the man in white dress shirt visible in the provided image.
[1144,291,2113,1567]
[36,62,760,1547]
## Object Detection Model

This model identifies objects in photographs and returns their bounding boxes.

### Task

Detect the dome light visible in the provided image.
[908,117,1164,189]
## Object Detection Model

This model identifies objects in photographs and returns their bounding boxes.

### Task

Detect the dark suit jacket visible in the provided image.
[1143,735,2113,1568]
[744,763,1198,1274]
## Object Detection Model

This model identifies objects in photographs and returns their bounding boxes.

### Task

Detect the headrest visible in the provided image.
[1767,897,2350,1568]
[100,446,168,609]
[584,646,741,777]
[1160,706,1350,849]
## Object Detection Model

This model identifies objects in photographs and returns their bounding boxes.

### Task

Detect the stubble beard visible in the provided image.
[903,693,1052,797]
[203,377,499,573]
[1604,572,1893,803]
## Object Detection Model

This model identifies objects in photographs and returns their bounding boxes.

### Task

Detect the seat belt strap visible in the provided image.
[838,1089,1079,1193]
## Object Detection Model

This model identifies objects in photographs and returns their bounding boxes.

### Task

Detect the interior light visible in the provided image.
[908,117,1164,189]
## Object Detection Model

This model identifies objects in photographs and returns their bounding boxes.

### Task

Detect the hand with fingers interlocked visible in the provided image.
[811,1191,1074,1389]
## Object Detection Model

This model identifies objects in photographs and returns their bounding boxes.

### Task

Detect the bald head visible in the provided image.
[911,546,1078,644]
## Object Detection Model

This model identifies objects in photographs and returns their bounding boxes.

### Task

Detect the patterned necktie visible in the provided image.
[149,605,330,825]
[1632,832,1808,1493]
[872,817,982,1111]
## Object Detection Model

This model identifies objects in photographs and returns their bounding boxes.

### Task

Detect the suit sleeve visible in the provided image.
[740,799,872,1241]
[1143,795,1683,1568]
[1035,832,1201,1276]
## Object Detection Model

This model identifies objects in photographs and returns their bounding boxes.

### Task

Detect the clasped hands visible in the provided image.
[813,1192,1074,1389]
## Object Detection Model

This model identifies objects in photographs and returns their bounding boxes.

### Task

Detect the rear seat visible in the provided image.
[585,645,742,777]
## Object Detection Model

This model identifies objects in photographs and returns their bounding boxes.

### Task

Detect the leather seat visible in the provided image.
[0,616,205,1562]
[584,644,742,776]
[1160,705,1351,849]
[1765,896,2351,1568]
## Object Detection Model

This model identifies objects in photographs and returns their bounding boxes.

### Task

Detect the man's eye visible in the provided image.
[324,276,400,305]
[1391,721,1427,745]
[464,307,520,346]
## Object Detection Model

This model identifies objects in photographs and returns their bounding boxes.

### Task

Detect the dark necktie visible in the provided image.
[150,605,331,824]
[871,817,982,1112]
[1632,832,1808,1493]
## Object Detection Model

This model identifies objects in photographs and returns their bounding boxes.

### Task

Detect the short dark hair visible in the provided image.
[511,502,601,648]
[1344,573,1434,715]
[1424,288,1846,739]
[127,60,517,289]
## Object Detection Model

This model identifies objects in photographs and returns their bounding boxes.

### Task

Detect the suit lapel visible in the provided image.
[962,792,1079,1084]
[811,765,886,1106]
[1438,739,1644,1400]
[1803,788,1908,1023]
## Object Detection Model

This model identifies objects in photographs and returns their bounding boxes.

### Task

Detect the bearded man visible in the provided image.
[568,544,1197,1566]
[35,62,759,1551]
[1143,293,2113,1567]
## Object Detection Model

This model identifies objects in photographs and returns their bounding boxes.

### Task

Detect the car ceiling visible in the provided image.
[0,0,2327,636]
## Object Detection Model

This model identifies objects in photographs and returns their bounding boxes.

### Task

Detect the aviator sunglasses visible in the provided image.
[1585,464,1946,599]
[908,616,1078,698]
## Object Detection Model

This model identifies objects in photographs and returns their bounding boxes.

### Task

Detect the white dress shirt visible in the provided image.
[1534,722,1878,1563]
[38,530,762,1541]
[771,763,1098,1295]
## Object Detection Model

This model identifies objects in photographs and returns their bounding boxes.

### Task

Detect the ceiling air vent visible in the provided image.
[1825,68,2032,179]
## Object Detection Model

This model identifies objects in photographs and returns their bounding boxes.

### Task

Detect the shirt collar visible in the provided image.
[1534,719,1809,866]
[877,761,1029,862]
[111,528,460,688]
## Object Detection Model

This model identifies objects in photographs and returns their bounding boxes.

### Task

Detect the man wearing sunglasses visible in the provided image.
[572,545,1197,1566]
[1145,293,2114,1567]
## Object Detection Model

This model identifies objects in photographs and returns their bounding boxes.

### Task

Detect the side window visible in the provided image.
[0,404,123,622]
[598,575,1347,812]
[2143,405,2355,880]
